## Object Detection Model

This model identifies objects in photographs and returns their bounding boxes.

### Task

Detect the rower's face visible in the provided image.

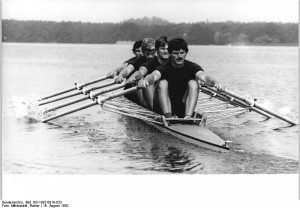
[170,49,186,65]
[134,47,143,58]
[157,45,169,60]
[143,49,156,60]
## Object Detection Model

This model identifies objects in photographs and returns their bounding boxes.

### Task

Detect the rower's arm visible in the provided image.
[115,64,135,83]
[195,71,224,90]
[126,66,148,83]
[138,70,161,88]
[107,63,128,78]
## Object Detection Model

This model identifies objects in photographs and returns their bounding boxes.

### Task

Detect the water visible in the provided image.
[2,43,298,174]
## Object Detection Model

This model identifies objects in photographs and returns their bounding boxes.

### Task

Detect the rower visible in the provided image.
[138,38,224,119]
[114,38,156,104]
[106,40,143,78]
[126,36,170,110]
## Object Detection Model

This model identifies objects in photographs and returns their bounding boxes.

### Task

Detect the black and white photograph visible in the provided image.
[1,0,299,207]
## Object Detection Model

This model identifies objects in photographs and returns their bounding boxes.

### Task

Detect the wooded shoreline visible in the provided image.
[2,18,298,46]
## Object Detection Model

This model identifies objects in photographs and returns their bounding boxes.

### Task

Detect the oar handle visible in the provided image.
[42,101,98,122]
[223,88,297,125]
[38,86,77,101]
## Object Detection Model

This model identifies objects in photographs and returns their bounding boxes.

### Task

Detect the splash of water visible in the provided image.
[258,100,298,122]
[258,100,274,111]
[278,106,298,121]
[9,95,48,122]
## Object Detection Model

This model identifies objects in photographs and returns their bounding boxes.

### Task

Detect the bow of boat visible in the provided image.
[150,122,229,152]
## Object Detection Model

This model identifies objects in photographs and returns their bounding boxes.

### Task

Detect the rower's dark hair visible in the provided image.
[155,36,169,50]
[132,40,143,52]
[168,38,189,53]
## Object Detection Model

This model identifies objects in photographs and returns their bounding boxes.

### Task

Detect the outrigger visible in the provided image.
[38,75,297,152]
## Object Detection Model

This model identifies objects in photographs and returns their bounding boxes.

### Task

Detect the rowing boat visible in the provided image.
[103,96,230,151]
[39,75,297,152]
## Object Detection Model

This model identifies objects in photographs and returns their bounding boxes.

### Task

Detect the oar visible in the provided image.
[38,75,109,101]
[210,87,297,125]
[39,91,83,106]
[81,80,116,94]
[42,86,138,122]
[43,83,126,113]
[39,80,118,106]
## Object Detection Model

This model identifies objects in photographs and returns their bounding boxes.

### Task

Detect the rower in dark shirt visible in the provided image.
[138,38,225,118]
[106,40,143,78]
[114,38,156,104]
[126,36,169,110]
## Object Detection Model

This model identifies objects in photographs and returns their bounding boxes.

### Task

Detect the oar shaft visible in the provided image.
[223,88,297,125]
[91,83,125,98]
[42,101,97,122]
[44,95,90,113]
[98,86,138,104]
[79,76,109,87]
[39,91,82,106]
[44,83,125,112]
[82,80,116,94]
[42,86,137,123]
[253,103,297,125]
[38,75,109,101]
[38,87,76,101]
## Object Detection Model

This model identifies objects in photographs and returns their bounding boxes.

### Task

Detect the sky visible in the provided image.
[2,0,299,23]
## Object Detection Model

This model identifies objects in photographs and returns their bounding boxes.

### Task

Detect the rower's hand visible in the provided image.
[214,83,225,91]
[137,79,149,89]
[126,77,136,85]
[114,75,125,84]
[107,71,117,79]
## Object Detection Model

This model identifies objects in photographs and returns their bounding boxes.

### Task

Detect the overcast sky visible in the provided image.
[2,0,299,23]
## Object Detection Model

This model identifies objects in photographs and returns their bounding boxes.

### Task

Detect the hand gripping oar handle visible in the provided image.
[44,83,126,113]
[42,86,138,123]
[38,75,109,101]
[220,88,297,125]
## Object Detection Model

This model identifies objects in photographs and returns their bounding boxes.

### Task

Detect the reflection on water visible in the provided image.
[158,147,203,173]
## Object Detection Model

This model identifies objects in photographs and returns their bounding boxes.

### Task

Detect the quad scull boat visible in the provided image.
[38,75,297,152]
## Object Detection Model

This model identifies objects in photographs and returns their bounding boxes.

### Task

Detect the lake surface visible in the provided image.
[2,43,298,174]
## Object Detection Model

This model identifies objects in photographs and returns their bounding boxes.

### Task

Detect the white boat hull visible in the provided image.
[149,122,229,152]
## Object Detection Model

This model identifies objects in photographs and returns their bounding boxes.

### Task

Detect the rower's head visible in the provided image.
[155,36,169,60]
[132,40,143,58]
[142,38,156,60]
[168,38,188,66]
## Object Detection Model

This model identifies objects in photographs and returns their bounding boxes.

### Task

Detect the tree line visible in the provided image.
[2,19,298,45]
